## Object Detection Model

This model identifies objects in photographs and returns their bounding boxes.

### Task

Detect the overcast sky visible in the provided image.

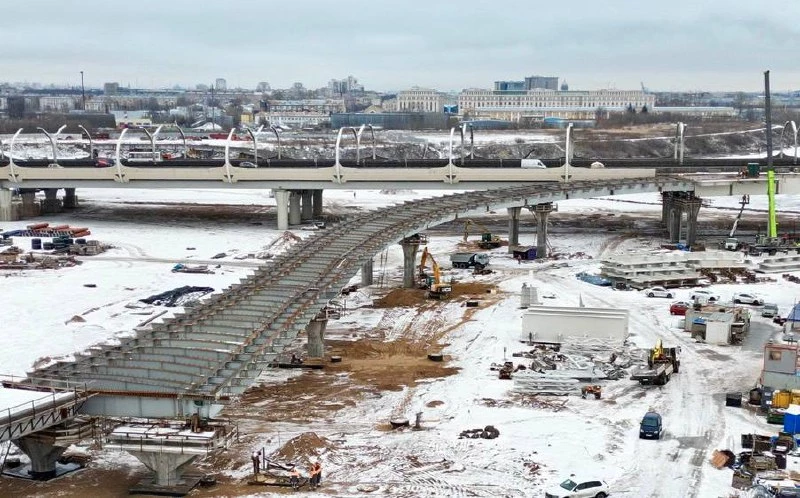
[3,0,799,92]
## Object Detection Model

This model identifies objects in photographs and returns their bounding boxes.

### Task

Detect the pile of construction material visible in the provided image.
[2,222,91,238]
[0,246,80,271]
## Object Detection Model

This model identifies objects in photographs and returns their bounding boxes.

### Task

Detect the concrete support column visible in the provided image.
[533,203,555,259]
[40,188,62,215]
[13,436,69,480]
[507,206,521,253]
[0,188,13,221]
[127,451,197,487]
[20,190,39,218]
[306,318,328,358]
[274,189,289,231]
[685,200,702,247]
[668,206,683,243]
[400,238,421,289]
[660,192,672,228]
[301,190,313,221]
[62,188,78,209]
[361,258,374,287]
[312,189,323,217]
[288,191,302,226]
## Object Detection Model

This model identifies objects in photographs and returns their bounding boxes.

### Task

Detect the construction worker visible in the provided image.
[308,463,317,488]
[251,451,261,476]
[289,466,301,490]
[313,461,322,487]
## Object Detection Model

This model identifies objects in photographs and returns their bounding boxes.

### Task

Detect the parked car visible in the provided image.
[95,158,112,168]
[690,290,719,302]
[762,303,779,318]
[544,476,610,498]
[670,301,691,316]
[238,161,257,168]
[775,316,788,326]
[733,292,763,305]
[640,411,663,440]
[644,286,673,298]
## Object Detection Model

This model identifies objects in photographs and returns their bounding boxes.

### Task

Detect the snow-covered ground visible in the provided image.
[0,187,795,497]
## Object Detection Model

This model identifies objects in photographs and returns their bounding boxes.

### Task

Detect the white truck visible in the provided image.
[450,252,490,269]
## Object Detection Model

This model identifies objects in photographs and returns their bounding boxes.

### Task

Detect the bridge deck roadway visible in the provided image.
[17,177,698,418]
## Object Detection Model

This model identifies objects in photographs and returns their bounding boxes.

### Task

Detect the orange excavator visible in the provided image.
[418,248,452,300]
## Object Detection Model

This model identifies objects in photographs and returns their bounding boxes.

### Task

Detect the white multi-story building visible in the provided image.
[39,96,76,112]
[458,88,656,121]
[397,87,446,113]
[260,99,345,128]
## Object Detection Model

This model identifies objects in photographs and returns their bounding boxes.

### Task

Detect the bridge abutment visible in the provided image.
[288,191,302,225]
[312,189,323,217]
[62,188,78,209]
[507,207,521,253]
[306,316,328,358]
[532,203,555,259]
[274,189,289,230]
[301,190,313,221]
[361,258,374,286]
[12,434,73,480]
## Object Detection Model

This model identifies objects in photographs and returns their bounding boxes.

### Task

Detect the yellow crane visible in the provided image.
[462,219,502,249]
[418,248,452,300]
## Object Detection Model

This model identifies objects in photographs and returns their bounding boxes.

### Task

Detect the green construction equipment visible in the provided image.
[768,169,778,239]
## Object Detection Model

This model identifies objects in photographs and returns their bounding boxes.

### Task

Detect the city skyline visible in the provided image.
[2,0,799,92]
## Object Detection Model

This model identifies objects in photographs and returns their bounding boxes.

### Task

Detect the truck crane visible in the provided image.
[747,170,798,255]
[462,219,503,249]
[418,247,452,300]
[723,195,750,251]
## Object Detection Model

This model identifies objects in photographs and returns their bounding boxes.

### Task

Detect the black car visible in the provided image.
[640,411,663,440]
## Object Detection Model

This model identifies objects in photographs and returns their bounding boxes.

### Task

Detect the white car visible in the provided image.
[690,290,719,302]
[545,476,610,498]
[644,286,674,298]
[733,292,762,305]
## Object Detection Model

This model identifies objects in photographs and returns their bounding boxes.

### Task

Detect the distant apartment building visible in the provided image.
[260,99,345,127]
[215,78,227,91]
[328,75,364,96]
[104,82,119,95]
[458,88,656,122]
[397,87,446,113]
[39,96,75,112]
[111,110,152,128]
[0,97,6,111]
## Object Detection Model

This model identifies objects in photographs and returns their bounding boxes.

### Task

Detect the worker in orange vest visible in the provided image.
[313,462,322,487]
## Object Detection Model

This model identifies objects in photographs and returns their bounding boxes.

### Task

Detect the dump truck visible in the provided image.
[630,339,680,385]
[450,252,490,270]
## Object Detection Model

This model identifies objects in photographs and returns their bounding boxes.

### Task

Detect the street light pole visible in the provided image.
[80,71,86,111]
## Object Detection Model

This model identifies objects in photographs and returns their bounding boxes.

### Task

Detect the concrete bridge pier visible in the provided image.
[661,192,674,228]
[127,450,197,487]
[0,188,13,221]
[507,206,521,253]
[312,189,323,217]
[13,435,70,480]
[274,189,289,230]
[40,188,62,215]
[20,189,39,218]
[301,190,313,221]
[532,203,555,259]
[668,205,683,243]
[62,188,78,209]
[288,191,302,226]
[306,316,328,358]
[673,194,702,246]
[361,258,374,286]
[400,235,423,288]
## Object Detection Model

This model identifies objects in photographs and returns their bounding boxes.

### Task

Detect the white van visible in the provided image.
[521,159,546,169]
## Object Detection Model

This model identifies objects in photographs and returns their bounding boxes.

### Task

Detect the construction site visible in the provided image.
[5,122,800,497]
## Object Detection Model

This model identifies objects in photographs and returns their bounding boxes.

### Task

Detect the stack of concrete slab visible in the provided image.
[601,250,747,288]
[758,254,800,273]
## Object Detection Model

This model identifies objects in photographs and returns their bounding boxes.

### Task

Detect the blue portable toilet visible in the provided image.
[783,404,800,434]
